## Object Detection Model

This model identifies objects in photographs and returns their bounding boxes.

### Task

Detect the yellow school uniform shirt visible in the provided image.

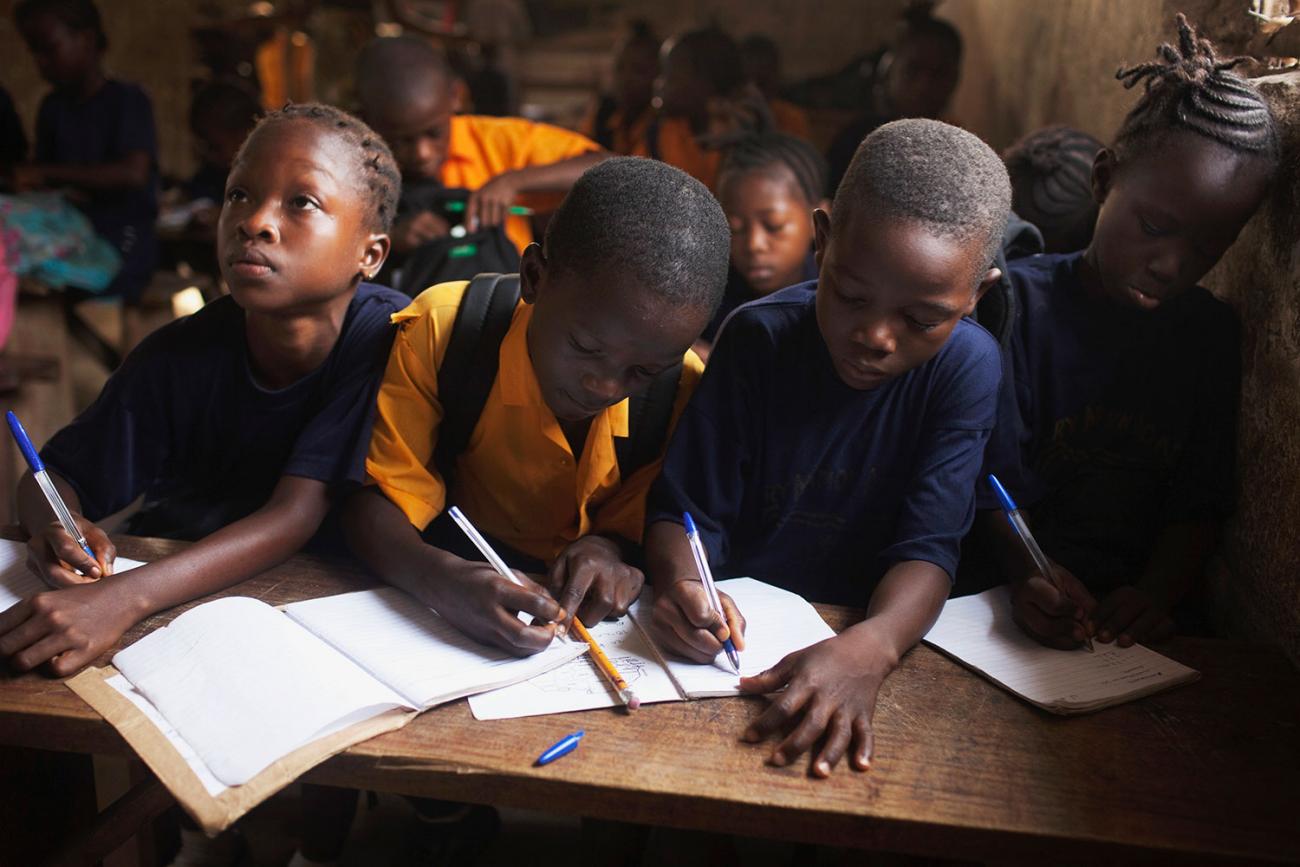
[439,115,600,255]
[366,281,704,564]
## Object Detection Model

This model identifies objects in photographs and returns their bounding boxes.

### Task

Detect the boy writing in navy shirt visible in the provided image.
[976,16,1279,650]
[0,104,406,677]
[647,119,1010,778]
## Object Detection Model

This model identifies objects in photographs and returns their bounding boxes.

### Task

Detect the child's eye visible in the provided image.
[905,315,940,333]
[1138,217,1167,237]
[762,221,786,235]
[632,365,658,379]
[225,188,247,204]
[290,195,320,211]
[834,286,866,309]
[569,336,599,355]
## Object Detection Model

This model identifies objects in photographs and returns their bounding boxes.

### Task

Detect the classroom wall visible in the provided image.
[0,0,198,178]
[941,0,1300,664]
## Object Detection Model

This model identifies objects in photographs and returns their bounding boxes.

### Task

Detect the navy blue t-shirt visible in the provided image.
[35,80,159,300]
[648,282,1001,606]
[701,251,819,344]
[979,252,1239,593]
[41,283,407,542]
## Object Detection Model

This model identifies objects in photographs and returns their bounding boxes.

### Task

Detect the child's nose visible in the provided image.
[1146,246,1182,284]
[852,317,896,355]
[238,205,279,242]
[580,372,623,402]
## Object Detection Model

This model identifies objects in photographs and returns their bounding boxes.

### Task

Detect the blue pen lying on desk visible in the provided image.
[987,473,1093,652]
[683,512,742,674]
[6,411,97,566]
[536,730,583,766]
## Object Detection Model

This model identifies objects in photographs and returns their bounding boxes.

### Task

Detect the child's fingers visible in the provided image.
[652,603,725,662]
[850,715,874,771]
[718,592,747,650]
[744,681,814,745]
[489,606,558,656]
[14,632,76,674]
[1122,608,1173,646]
[45,529,101,582]
[498,576,564,625]
[84,527,116,576]
[549,555,594,630]
[0,605,43,662]
[770,698,833,767]
[670,580,724,631]
[738,652,796,696]
[813,709,851,778]
[1094,595,1145,643]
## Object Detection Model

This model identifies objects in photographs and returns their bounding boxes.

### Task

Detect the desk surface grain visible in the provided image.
[1,536,1297,865]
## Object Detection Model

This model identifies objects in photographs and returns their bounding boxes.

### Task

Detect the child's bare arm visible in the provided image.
[0,475,333,677]
[341,487,564,655]
[18,150,151,192]
[17,469,113,585]
[644,519,746,661]
[464,151,610,229]
[1093,518,1215,646]
[738,560,949,777]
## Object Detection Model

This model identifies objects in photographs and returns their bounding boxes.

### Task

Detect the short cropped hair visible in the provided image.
[236,103,401,234]
[544,157,730,313]
[355,36,452,118]
[832,118,1011,282]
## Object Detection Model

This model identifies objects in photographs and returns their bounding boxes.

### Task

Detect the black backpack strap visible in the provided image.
[434,273,522,480]
[615,361,682,479]
[644,115,661,161]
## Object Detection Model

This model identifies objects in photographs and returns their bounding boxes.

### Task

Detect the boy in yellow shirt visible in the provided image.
[356,35,607,259]
[344,157,730,653]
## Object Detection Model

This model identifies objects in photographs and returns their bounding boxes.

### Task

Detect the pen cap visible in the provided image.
[682,512,697,535]
[6,412,44,473]
[986,473,1017,513]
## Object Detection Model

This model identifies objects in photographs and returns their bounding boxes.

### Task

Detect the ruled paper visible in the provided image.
[923,588,1199,714]
[0,539,146,611]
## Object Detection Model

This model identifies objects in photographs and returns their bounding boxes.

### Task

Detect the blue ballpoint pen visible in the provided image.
[535,730,584,766]
[682,512,742,674]
[987,473,1093,652]
[6,411,98,566]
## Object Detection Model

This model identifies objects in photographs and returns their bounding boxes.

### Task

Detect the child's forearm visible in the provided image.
[851,560,952,665]
[510,151,609,193]
[643,519,699,591]
[98,475,332,619]
[1138,519,1218,606]
[16,469,82,538]
[341,486,463,610]
[31,151,152,191]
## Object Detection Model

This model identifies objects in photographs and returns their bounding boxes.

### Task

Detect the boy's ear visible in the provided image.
[812,208,831,271]
[519,243,546,304]
[1091,148,1115,205]
[967,266,1002,315]
[360,233,391,280]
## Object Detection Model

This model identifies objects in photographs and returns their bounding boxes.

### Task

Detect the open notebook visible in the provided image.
[0,538,146,610]
[96,587,586,789]
[470,577,836,720]
[922,587,1199,715]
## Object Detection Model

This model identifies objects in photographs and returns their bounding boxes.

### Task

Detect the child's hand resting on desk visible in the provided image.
[27,515,116,587]
[739,626,892,778]
[650,578,746,662]
[1010,562,1096,650]
[1092,585,1174,647]
[0,580,142,676]
[430,556,567,656]
[547,535,643,629]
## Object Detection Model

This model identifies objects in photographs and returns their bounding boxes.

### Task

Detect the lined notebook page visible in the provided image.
[469,613,684,720]
[283,587,587,710]
[114,597,408,787]
[643,577,838,699]
[923,588,1199,714]
[0,539,146,610]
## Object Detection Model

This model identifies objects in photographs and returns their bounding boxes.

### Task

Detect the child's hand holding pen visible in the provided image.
[27,514,116,588]
[1010,563,1097,650]
[650,579,747,663]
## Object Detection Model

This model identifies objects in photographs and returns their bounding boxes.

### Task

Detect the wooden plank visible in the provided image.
[0,535,1297,864]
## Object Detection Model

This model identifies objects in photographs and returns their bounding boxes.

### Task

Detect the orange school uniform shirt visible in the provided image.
[438,115,600,254]
[630,115,722,191]
[366,281,704,564]
[580,103,654,156]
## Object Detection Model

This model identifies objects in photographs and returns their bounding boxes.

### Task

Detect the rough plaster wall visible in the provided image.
[1205,73,1300,663]
[0,0,198,178]
[941,0,1300,662]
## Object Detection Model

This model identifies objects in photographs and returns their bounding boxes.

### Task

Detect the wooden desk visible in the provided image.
[1,536,1297,865]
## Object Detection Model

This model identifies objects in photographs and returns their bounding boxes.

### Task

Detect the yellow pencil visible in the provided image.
[570,616,640,710]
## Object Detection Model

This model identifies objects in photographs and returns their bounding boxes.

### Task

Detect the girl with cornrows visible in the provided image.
[977,14,1279,652]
